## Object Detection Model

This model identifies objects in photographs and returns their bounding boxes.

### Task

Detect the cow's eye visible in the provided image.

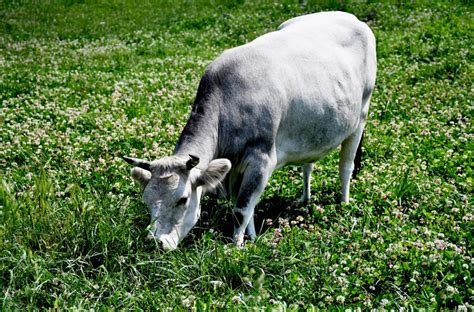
[177,197,188,206]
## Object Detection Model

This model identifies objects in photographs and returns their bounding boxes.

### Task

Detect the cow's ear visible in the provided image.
[197,159,231,192]
[131,167,152,188]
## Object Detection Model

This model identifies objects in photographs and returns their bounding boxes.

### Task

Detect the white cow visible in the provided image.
[124,11,376,250]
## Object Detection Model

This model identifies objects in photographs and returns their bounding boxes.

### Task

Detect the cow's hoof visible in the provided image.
[234,234,245,248]
[299,195,310,205]
[341,197,351,205]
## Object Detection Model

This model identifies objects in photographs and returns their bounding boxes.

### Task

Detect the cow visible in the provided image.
[124,11,376,250]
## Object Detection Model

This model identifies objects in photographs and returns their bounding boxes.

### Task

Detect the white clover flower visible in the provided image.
[380,298,389,307]
[181,295,195,308]
[457,305,468,312]
[412,241,424,248]
[462,213,473,222]
[446,285,458,294]
[434,239,447,250]
[336,295,345,304]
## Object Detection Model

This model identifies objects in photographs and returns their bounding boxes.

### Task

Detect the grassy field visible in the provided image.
[1,0,472,309]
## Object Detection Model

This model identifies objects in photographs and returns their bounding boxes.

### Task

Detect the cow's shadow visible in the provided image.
[184,193,315,245]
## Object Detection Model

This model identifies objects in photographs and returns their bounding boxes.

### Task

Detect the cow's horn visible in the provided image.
[122,156,151,171]
[186,154,200,170]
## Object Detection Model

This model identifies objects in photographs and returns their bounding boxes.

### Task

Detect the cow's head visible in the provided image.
[124,155,231,250]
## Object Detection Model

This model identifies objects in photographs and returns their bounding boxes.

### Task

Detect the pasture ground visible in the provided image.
[1,0,472,309]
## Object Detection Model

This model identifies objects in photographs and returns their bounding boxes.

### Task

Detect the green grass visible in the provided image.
[1,0,473,309]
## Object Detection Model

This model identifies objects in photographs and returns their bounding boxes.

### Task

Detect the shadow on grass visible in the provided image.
[183,186,339,247]
[194,194,299,242]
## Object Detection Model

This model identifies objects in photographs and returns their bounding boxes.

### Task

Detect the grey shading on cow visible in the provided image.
[124,11,376,250]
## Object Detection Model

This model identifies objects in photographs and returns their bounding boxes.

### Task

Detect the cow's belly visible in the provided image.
[274,96,361,169]
[275,135,345,169]
[275,130,348,169]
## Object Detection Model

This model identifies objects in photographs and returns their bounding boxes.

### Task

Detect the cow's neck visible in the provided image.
[173,95,219,167]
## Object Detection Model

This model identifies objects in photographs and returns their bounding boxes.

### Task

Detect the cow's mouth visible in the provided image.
[148,231,179,251]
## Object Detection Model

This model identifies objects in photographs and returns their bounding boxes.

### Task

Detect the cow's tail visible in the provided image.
[352,131,364,179]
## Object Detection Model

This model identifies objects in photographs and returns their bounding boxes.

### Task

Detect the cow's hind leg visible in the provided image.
[300,163,313,203]
[339,124,365,203]
[233,152,275,247]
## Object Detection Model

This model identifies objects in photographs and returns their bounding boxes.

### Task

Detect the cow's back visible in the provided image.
[205,12,376,168]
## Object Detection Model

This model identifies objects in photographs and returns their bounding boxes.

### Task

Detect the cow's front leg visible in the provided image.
[233,154,275,247]
[245,216,256,241]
